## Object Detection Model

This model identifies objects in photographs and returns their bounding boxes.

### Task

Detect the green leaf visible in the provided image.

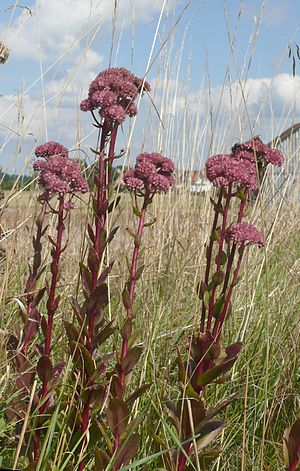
[203,291,210,310]
[212,295,225,319]
[64,321,82,343]
[133,206,142,217]
[122,287,131,310]
[134,265,144,281]
[108,196,121,213]
[107,398,129,436]
[121,318,132,341]
[70,341,95,376]
[108,226,119,245]
[37,355,53,383]
[196,420,223,451]
[144,218,156,227]
[212,271,224,286]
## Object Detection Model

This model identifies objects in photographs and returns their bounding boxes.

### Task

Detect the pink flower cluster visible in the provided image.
[232,137,284,167]
[225,223,264,247]
[123,153,174,194]
[206,137,284,189]
[206,154,258,190]
[33,141,88,200]
[80,67,151,124]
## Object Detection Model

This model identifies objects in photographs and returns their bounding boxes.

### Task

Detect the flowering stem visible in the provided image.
[177,442,191,471]
[80,120,118,471]
[221,189,248,296]
[34,197,65,460]
[23,203,46,355]
[213,245,245,340]
[120,194,149,386]
[207,185,231,330]
[200,189,224,333]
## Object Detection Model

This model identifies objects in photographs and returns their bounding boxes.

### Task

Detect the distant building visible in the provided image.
[177,170,212,193]
[268,123,300,194]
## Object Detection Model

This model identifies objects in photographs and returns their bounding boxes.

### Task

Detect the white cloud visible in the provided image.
[3,0,172,61]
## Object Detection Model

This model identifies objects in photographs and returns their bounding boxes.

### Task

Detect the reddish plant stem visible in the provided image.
[23,204,46,355]
[213,245,245,340]
[34,198,65,460]
[80,121,118,471]
[206,185,231,331]
[220,189,248,298]
[200,189,224,333]
[119,194,149,390]
[177,442,191,471]
[112,194,150,453]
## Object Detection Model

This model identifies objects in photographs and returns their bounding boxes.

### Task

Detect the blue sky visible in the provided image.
[0,0,300,173]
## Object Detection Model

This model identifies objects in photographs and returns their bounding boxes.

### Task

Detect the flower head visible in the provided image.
[232,137,284,167]
[123,152,174,194]
[206,154,258,189]
[33,141,88,200]
[225,223,264,247]
[80,67,150,123]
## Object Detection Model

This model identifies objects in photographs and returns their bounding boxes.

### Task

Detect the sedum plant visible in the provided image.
[156,137,284,470]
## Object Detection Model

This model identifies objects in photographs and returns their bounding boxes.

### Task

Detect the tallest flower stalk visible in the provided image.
[78,67,150,470]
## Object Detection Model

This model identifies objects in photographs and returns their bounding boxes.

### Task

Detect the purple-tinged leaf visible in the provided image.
[196,342,242,388]
[31,287,46,308]
[81,284,108,316]
[107,397,129,436]
[121,318,132,341]
[40,316,48,339]
[24,308,40,344]
[126,383,152,405]
[121,346,142,374]
[87,223,95,244]
[48,235,57,247]
[95,447,110,471]
[97,262,114,285]
[283,419,300,470]
[80,264,92,294]
[95,321,115,347]
[37,355,53,383]
[114,433,139,468]
[87,246,100,273]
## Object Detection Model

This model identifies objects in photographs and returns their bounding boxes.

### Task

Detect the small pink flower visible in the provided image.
[225,223,264,247]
